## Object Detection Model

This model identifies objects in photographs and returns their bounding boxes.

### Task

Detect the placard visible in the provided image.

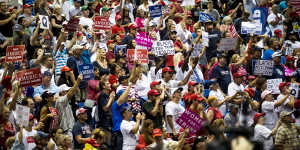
[267,78,282,94]
[152,40,175,56]
[290,83,300,99]
[78,64,94,80]
[149,5,162,18]
[93,16,111,30]
[241,22,262,35]
[135,32,154,50]
[252,7,268,34]
[176,108,204,134]
[219,38,238,51]
[252,60,273,76]
[16,68,42,87]
[16,104,30,127]
[199,12,214,22]
[114,45,127,55]
[284,42,293,56]
[202,31,209,47]
[65,18,79,32]
[127,49,148,64]
[5,45,25,63]
[39,15,49,29]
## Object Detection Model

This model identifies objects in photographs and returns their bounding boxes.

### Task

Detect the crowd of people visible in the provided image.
[0,0,300,149]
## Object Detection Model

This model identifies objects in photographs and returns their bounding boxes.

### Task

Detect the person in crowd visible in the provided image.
[72,108,92,149]
[32,131,50,150]
[271,51,285,80]
[211,53,231,94]
[275,82,295,113]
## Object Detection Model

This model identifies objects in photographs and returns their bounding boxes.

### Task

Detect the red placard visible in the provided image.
[16,68,42,87]
[5,45,25,63]
[127,49,149,64]
[64,18,79,32]
[93,16,111,30]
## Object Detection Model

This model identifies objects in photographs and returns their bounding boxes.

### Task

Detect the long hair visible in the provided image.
[141,119,154,146]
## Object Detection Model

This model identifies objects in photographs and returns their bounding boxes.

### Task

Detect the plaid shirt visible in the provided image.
[275,123,300,150]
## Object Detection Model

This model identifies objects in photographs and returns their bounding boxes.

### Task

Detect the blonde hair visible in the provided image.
[230,54,240,64]
[173,52,183,67]
[207,96,218,106]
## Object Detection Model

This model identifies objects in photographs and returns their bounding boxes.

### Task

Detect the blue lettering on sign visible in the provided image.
[78,64,95,80]
[149,5,162,19]
[199,12,214,22]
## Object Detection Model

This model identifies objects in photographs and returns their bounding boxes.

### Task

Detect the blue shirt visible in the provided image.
[262,49,286,64]
[112,101,128,132]
[33,84,59,98]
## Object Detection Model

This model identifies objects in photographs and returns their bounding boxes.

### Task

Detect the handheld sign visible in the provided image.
[252,60,273,76]
[39,15,49,29]
[5,45,25,63]
[290,83,300,99]
[219,38,238,51]
[202,31,209,47]
[176,109,205,134]
[114,45,127,55]
[135,32,154,50]
[267,78,282,94]
[16,68,42,87]
[152,40,175,56]
[199,12,214,22]
[241,22,262,35]
[93,16,111,30]
[65,18,80,32]
[16,104,30,127]
[78,64,94,80]
[127,49,149,64]
[149,5,162,18]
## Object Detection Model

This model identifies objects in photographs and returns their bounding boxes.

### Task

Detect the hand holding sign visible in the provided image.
[39,15,49,29]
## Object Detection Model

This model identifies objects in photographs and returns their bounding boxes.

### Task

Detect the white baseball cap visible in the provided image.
[59,84,71,93]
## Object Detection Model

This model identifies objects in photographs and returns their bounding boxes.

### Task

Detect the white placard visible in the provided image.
[15,104,30,127]
[152,40,175,56]
[39,15,49,29]
[202,31,209,47]
[267,78,282,94]
[219,38,238,51]
[241,22,262,35]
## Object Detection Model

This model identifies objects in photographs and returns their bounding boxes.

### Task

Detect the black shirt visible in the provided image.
[97,92,112,129]
[206,29,221,60]
[211,65,231,94]
[72,121,92,149]
[0,13,14,37]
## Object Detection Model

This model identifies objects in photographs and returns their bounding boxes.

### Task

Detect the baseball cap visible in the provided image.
[106,40,114,46]
[41,91,55,100]
[76,108,87,116]
[253,113,265,123]
[42,71,52,77]
[188,81,198,87]
[81,5,88,11]
[162,67,174,73]
[190,94,204,102]
[148,89,160,97]
[279,111,293,119]
[244,88,254,98]
[261,90,272,100]
[233,72,244,78]
[286,56,296,62]
[152,128,162,137]
[36,131,49,139]
[115,15,122,21]
[272,51,281,58]
[128,23,137,29]
[118,75,129,83]
[171,87,183,95]
[13,24,23,32]
[169,30,177,35]
[278,82,290,90]
[120,106,131,114]
[72,45,84,52]
[59,84,71,93]
[150,81,161,89]
[23,4,32,9]
[61,66,72,72]
[248,75,256,80]
[101,6,112,13]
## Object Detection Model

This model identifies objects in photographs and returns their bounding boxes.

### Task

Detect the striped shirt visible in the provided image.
[54,49,68,76]
[116,85,141,112]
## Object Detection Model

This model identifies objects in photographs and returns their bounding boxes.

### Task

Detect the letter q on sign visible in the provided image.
[39,15,49,29]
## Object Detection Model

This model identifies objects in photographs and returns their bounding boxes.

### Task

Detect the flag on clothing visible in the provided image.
[229,23,238,38]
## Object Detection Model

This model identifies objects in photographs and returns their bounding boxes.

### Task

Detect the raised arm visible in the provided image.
[66,74,83,99]
[116,83,132,106]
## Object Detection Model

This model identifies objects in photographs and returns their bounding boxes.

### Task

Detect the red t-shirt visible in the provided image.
[112,25,125,39]
[208,107,223,124]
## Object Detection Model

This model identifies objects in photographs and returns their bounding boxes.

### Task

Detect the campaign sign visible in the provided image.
[199,12,214,22]
[65,18,80,32]
[39,15,49,29]
[252,60,273,76]
[127,49,149,64]
[78,64,94,80]
[176,108,205,134]
[267,78,282,94]
[16,104,30,127]
[219,38,238,51]
[149,5,162,18]
[241,22,262,35]
[114,45,127,55]
[135,32,154,50]
[5,45,25,63]
[290,84,300,99]
[252,7,268,34]
[152,40,175,56]
[16,68,42,87]
[202,31,209,47]
[93,16,111,30]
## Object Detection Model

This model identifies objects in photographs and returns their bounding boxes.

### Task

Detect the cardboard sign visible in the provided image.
[219,38,238,51]
[290,83,300,99]
[78,64,94,80]
[114,45,127,55]
[267,78,282,94]
[5,45,25,63]
[16,68,42,87]
[152,40,175,56]
[93,16,111,30]
[176,109,204,134]
[39,15,49,29]
[15,104,30,127]
[149,5,162,18]
[135,32,154,50]
[252,60,273,76]
[65,18,79,32]
[127,49,149,64]
[241,22,262,35]
[199,12,214,22]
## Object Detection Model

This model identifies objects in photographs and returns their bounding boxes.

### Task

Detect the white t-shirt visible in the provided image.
[120,120,138,150]
[254,124,273,150]
[165,101,185,133]
[135,74,151,100]
[16,129,37,150]
[147,139,169,150]
[267,13,285,35]
[275,94,293,113]
[159,79,180,94]
[228,82,245,96]
[79,17,93,29]
[148,66,162,82]
[261,101,278,130]
[209,89,226,116]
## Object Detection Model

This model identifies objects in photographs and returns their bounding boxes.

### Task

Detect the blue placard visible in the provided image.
[199,12,214,22]
[78,64,94,80]
[114,45,127,55]
[149,5,162,18]
[252,7,268,35]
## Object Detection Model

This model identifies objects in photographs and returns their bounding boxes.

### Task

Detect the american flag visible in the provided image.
[229,23,238,38]
[291,0,300,15]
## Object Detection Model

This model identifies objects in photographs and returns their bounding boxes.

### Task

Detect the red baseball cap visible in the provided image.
[150,81,161,89]
[115,15,122,21]
[106,40,114,46]
[188,81,198,87]
[286,56,296,62]
[128,23,137,29]
[233,72,244,78]
[278,82,290,90]
[248,75,256,80]
[76,108,87,116]
[253,113,265,123]
[190,94,204,102]
[244,88,254,98]
[61,66,72,72]
[23,4,32,9]
[147,89,160,97]
[162,67,174,73]
[152,128,162,137]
